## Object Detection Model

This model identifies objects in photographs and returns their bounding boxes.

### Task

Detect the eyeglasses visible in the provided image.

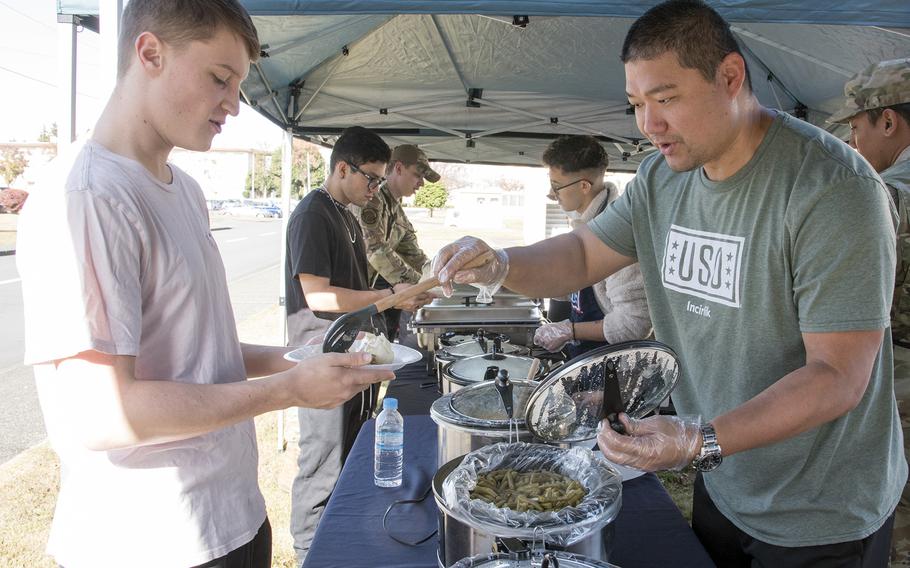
[548,178,591,197]
[348,162,387,190]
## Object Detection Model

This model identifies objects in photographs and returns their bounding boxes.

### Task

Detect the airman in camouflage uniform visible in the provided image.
[831,57,910,566]
[356,145,439,338]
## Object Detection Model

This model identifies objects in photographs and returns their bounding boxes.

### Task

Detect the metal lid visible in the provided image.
[448,353,540,384]
[431,379,538,431]
[451,550,618,568]
[451,379,537,423]
[444,338,522,358]
[525,340,680,443]
[439,331,475,346]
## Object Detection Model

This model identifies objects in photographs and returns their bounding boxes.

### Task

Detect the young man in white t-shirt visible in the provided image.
[15,1,393,567]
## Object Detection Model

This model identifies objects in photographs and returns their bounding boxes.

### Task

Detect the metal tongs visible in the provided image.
[602,357,626,434]
[323,251,494,353]
[494,368,514,420]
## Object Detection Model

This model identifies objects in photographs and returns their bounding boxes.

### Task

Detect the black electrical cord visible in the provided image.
[381,483,437,546]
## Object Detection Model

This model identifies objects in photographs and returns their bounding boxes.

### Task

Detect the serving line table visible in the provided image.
[302,415,715,568]
[384,355,441,415]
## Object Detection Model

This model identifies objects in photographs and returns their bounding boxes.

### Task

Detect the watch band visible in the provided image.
[693,422,723,472]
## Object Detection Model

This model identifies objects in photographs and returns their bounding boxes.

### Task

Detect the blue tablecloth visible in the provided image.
[303,415,715,568]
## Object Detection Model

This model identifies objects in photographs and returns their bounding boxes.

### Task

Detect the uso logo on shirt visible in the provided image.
[662,224,744,308]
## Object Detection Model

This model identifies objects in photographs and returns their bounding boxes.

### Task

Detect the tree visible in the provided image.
[496,177,524,193]
[0,148,28,186]
[414,180,448,216]
[244,139,325,199]
[433,162,470,191]
[37,123,58,143]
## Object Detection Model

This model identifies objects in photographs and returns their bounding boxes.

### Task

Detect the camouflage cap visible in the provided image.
[829,58,910,124]
[390,144,440,182]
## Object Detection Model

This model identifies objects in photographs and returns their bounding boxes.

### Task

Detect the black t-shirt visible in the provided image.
[285,189,370,321]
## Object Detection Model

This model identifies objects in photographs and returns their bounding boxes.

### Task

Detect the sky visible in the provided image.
[0,0,284,148]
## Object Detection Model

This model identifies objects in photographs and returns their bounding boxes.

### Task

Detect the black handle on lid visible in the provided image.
[492,336,502,355]
[476,329,488,353]
[494,368,514,419]
[494,537,529,560]
[603,358,626,434]
[541,553,560,568]
[483,365,500,382]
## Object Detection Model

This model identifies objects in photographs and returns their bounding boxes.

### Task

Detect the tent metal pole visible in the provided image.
[294,55,345,122]
[560,103,635,122]
[473,119,550,139]
[57,17,78,147]
[474,98,635,144]
[253,62,289,124]
[298,96,466,126]
[267,15,382,58]
[430,15,471,95]
[317,92,466,138]
[290,16,400,122]
[730,26,853,78]
[277,128,293,453]
[388,96,468,114]
[735,39,803,111]
[871,27,910,39]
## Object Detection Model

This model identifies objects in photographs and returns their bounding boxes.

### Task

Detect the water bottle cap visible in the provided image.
[382,397,398,410]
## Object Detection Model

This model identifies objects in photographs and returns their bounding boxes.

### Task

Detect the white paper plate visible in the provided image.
[283,343,423,371]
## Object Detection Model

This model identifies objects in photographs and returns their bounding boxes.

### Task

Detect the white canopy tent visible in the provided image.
[57,1,910,170]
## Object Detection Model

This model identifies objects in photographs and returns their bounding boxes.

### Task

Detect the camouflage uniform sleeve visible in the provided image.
[358,199,423,285]
[890,181,910,344]
[396,215,429,276]
[357,198,389,257]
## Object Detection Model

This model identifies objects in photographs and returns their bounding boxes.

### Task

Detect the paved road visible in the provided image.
[0,216,283,465]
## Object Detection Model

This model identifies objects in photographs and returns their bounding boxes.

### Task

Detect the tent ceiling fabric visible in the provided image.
[58,1,910,170]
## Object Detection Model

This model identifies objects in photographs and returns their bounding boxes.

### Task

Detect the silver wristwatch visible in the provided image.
[693,423,723,472]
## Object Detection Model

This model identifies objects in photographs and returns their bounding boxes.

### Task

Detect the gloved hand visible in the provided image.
[597,413,702,472]
[534,320,573,352]
[431,236,509,297]
[391,283,434,312]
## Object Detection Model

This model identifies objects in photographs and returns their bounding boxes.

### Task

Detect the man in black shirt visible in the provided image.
[285,126,428,563]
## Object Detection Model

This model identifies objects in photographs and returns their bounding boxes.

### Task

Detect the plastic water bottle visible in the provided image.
[374,398,404,487]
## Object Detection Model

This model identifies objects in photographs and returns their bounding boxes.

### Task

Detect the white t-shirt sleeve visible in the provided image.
[22,189,144,364]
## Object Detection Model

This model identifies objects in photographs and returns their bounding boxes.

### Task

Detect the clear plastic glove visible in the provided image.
[534,320,573,352]
[473,285,494,304]
[420,262,446,298]
[431,236,509,297]
[391,282,434,312]
[596,413,702,472]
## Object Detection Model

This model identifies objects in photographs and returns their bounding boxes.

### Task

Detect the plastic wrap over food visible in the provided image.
[441,442,622,546]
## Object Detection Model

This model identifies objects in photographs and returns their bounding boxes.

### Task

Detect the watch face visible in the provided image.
[695,453,723,472]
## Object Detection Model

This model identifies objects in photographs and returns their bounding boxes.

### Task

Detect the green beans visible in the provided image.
[468,468,586,512]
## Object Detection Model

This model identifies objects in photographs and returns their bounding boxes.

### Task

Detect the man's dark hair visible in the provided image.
[118,0,260,78]
[867,103,910,127]
[621,0,752,92]
[330,127,391,173]
[541,135,608,174]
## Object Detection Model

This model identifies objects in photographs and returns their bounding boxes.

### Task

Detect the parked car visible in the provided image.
[253,203,282,218]
[223,200,282,218]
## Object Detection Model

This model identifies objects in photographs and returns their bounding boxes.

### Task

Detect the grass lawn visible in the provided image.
[657,469,695,522]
